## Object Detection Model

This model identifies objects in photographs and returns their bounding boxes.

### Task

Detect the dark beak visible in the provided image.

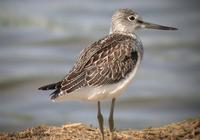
[138,20,178,30]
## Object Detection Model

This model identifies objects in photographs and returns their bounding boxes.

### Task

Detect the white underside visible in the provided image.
[55,59,141,102]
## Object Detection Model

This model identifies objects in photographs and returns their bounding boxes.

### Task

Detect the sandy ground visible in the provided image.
[0,118,199,140]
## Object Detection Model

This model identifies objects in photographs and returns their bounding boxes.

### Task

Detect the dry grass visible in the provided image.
[0,119,199,140]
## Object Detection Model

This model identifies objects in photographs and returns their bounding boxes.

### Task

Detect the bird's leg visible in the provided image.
[109,98,116,140]
[97,101,104,140]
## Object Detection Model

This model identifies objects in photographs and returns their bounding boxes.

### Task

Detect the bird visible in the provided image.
[38,8,177,140]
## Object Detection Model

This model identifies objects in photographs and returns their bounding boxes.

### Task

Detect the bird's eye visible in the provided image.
[128,15,135,21]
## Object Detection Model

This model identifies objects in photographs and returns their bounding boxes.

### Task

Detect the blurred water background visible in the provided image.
[0,0,200,132]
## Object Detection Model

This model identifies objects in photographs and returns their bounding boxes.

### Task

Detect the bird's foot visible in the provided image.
[100,132,105,140]
[109,131,115,140]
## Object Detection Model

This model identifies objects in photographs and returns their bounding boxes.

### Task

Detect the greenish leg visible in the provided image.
[109,98,116,140]
[97,101,104,140]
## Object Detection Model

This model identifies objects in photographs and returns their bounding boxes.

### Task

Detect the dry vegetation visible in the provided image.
[0,118,199,140]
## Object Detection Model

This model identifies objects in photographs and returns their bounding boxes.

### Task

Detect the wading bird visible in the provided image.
[39,8,177,140]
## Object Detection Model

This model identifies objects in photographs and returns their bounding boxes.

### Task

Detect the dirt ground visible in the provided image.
[0,118,199,140]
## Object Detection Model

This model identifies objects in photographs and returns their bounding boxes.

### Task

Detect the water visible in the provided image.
[0,0,200,132]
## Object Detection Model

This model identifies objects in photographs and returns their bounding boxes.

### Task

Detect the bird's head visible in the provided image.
[110,9,178,34]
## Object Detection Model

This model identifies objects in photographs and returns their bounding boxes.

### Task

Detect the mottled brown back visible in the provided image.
[52,33,141,100]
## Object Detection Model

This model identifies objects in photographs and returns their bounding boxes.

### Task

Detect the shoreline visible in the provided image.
[0,118,199,140]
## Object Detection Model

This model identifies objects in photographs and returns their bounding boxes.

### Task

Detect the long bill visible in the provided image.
[138,20,178,30]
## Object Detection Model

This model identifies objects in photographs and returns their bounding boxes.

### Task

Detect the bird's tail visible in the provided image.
[38,81,62,90]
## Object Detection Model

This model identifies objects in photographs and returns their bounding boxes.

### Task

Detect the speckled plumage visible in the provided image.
[40,33,143,100]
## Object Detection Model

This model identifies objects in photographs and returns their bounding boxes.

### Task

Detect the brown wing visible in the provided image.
[85,41,138,86]
[60,33,139,95]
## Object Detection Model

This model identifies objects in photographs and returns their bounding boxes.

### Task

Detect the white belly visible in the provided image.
[55,60,141,102]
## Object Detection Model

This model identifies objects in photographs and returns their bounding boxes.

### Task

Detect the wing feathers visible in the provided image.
[61,72,85,91]
[39,81,62,90]
[58,33,140,96]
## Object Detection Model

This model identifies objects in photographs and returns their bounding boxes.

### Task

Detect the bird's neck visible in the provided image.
[109,26,136,37]
[110,21,136,36]
[109,29,136,39]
